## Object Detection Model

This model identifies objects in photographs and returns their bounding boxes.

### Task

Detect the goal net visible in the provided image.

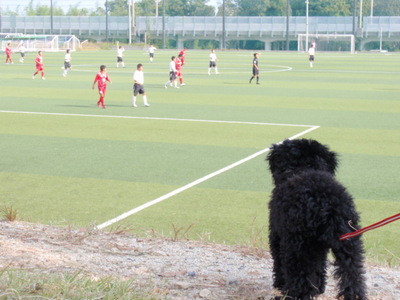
[1,34,80,52]
[298,34,355,54]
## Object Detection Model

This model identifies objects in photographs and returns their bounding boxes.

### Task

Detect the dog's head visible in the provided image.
[267,139,338,185]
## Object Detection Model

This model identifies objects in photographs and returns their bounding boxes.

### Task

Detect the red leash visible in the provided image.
[340,213,400,241]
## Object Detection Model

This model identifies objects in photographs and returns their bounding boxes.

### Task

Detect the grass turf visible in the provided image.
[0,49,399,265]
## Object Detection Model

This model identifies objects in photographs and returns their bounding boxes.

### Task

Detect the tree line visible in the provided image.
[2,0,400,17]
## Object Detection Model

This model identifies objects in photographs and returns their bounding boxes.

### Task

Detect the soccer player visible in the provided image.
[132,64,150,107]
[32,51,45,80]
[178,47,187,66]
[5,43,13,64]
[63,49,72,77]
[249,52,260,85]
[308,43,315,68]
[18,42,25,63]
[208,49,219,75]
[164,56,179,88]
[117,46,125,68]
[148,44,156,63]
[92,65,112,109]
[176,53,185,86]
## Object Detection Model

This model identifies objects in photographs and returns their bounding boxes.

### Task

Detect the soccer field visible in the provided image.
[0,49,399,264]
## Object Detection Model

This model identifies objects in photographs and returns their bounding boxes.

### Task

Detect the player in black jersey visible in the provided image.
[249,53,260,84]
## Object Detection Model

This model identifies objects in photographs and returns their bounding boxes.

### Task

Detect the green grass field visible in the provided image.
[0,48,399,265]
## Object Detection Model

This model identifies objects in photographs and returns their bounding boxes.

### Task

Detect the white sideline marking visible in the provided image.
[95,125,320,230]
[0,110,318,128]
[0,109,319,230]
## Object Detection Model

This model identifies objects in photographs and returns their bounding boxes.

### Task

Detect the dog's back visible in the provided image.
[267,139,367,300]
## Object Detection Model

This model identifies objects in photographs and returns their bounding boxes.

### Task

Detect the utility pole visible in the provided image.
[286,0,290,50]
[162,0,166,49]
[50,0,53,34]
[305,0,309,51]
[222,0,225,49]
[0,0,2,33]
[353,0,357,35]
[106,0,109,41]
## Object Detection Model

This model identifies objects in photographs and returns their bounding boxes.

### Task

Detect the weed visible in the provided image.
[1,206,18,222]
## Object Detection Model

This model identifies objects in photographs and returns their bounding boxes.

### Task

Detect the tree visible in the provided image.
[216,0,239,16]
[66,5,90,16]
[373,0,400,16]
[25,0,65,16]
[108,0,129,16]
[290,0,352,17]
[236,0,270,16]
[266,0,287,16]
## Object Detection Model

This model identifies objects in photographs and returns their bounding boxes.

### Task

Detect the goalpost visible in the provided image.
[298,34,355,54]
[1,34,80,52]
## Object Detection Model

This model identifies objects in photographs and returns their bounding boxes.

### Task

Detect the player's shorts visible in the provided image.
[176,71,182,77]
[64,61,71,69]
[309,55,315,62]
[133,83,145,95]
[117,56,123,62]
[20,53,25,57]
[36,64,44,71]
[98,86,107,95]
[169,71,177,81]
[149,53,154,58]
[252,67,259,76]
[209,61,216,68]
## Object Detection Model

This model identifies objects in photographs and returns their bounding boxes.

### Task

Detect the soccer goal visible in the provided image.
[298,34,355,54]
[1,34,80,52]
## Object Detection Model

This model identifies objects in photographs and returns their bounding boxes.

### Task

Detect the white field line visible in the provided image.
[0,110,318,128]
[95,125,320,230]
[0,109,319,230]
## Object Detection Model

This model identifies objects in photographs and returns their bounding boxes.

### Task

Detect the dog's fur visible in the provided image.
[266,139,367,300]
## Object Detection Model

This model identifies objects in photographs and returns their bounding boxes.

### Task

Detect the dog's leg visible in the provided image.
[269,231,285,289]
[332,236,367,300]
[279,238,327,300]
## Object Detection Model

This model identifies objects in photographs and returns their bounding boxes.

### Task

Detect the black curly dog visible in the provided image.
[266,139,367,300]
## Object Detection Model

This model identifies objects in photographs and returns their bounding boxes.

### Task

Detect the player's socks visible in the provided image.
[249,76,253,83]
[132,96,137,107]
[143,96,149,107]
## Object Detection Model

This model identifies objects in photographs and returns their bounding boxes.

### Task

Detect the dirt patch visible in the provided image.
[1,221,399,299]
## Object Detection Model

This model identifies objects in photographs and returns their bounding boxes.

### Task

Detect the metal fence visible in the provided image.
[1,16,400,41]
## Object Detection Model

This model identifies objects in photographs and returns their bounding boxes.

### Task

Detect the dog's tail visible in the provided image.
[339,213,400,241]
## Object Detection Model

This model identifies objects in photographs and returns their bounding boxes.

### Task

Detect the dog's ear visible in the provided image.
[266,139,338,184]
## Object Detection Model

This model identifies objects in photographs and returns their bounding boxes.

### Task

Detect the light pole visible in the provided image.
[222,0,225,49]
[163,0,166,49]
[286,0,290,50]
[106,0,109,41]
[370,0,374,18]
[50,0,53,34]
[128,0,132,44]
[305,0,309,51]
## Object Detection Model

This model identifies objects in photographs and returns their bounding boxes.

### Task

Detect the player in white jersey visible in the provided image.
[132,64,150,107]
[208,49,219,75]
[117,46,125,68]
[165,56,179,88]
[308,43,316,68]
[63,49,72,77]
[148,44,157,63]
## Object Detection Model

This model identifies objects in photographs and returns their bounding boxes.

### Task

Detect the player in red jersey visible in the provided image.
[178,47,187,66]
[92,65,112,109]
[176,53,185,86]
[32,51,45,80]
[5,43,13,64]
